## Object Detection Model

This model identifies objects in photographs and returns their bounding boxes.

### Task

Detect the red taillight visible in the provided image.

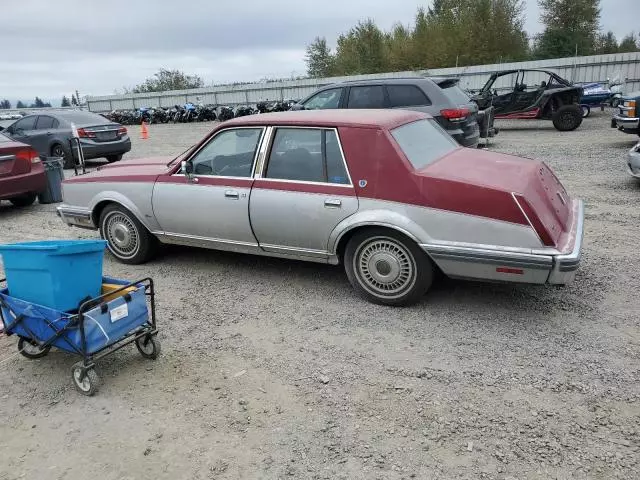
[440,107,470,121]
[76,128,96,138]
[512,193,555,247]
[15,149,40,164]
[118,126,127,135]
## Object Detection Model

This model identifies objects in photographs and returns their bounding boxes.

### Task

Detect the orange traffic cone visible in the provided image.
[140,121,149,140]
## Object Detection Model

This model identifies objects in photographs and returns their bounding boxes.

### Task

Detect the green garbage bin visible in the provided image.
[38,157,65,204]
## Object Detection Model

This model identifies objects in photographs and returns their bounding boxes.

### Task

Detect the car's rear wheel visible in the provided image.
[552,105,583,131]
[344,228,434,306]
[9,193,37,207]
[99,204,157,264]
[106,154,123,163]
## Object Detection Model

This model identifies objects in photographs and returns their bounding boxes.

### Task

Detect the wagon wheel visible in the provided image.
[135,334,161,360]
[71,364,100,396]
[18,337,51,359]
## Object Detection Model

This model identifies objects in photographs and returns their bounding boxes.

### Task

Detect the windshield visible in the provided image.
[391,119,458,169]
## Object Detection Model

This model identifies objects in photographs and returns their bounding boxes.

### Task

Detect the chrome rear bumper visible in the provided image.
[421,200,584,286]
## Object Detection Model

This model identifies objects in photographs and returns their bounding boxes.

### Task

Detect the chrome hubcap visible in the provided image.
[355,237,415,297]
[104,213,139,259]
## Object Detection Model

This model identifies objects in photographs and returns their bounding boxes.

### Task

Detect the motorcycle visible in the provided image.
[218,106,235,122]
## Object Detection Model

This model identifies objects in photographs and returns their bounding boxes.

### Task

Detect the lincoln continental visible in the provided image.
[58,110,583,306]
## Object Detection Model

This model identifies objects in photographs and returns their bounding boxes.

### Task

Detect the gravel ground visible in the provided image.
[1,110,639,480]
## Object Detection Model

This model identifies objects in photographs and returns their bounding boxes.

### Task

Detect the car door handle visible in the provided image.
[324,199,342,208]
[224,190,239,199]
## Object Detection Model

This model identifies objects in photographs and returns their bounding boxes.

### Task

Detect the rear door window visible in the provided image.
[387,85,431,107]
[391,119,459,169]
[347,85,385,108]
[35,116,57,130]
[265,128,350,184]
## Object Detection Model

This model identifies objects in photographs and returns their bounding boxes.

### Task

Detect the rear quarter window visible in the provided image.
[391,119,459,169]
[387,85,431,107]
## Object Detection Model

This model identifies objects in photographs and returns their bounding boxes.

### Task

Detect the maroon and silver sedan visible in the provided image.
[58,110,584,306]
[0,132,46,206]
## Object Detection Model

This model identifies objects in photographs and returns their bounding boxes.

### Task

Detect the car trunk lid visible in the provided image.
[77,123,126,142]
[421,148,571,246]
[0,142,38,178]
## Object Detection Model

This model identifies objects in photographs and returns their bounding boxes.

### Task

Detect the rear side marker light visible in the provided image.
[496,267,524,275]
[118,127,127,135]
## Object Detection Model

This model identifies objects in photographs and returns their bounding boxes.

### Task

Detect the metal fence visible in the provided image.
[79,51,638,112]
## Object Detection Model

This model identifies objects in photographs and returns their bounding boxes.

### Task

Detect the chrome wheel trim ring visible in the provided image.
[103,211,140,260]
[353,236,417,299]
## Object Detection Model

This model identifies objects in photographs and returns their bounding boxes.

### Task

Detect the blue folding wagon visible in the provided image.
[0,240,160,396]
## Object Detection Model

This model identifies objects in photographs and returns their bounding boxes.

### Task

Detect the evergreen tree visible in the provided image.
[535,0,600,58]
[305,37,334,77]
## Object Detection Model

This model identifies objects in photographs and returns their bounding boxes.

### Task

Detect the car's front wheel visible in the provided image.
[552,105,583,131]
[344,228,434,306]
[99,204,157,264]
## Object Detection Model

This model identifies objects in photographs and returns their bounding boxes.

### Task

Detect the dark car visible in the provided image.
[472,69,584,131]
[0,110,131,169]
[291,77,494,148]
[0,132,46,207]
[611,91,639,136]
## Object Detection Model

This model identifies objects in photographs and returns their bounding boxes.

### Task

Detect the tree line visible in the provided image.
[305,0,640,77]
[0,94,81,110]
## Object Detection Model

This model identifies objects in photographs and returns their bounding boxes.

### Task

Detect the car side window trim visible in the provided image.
[174,126,265,179]
[257,126,353,187]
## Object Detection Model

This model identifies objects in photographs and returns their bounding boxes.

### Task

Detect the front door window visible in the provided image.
[189,128,263,177]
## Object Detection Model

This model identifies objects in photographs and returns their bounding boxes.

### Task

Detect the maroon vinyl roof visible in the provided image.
[223,109,430,129]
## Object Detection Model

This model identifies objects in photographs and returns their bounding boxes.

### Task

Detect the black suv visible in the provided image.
[292,77,495,148]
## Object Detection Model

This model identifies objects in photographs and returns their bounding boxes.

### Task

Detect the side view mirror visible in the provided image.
[181,160,193,175]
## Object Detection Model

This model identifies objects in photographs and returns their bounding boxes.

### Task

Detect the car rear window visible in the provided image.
[56,111,110,125]
[391,119,458,169]
[439,83,472,105]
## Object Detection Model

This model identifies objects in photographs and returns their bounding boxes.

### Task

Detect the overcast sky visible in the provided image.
[1,0,638,103]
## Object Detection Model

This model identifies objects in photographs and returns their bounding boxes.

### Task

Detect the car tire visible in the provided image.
[106,154,123,163]
[51,143,74,169]
[344,228,434,306]
[9,193,37,207]
[552,105,583,131]
[99,204,157,264]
